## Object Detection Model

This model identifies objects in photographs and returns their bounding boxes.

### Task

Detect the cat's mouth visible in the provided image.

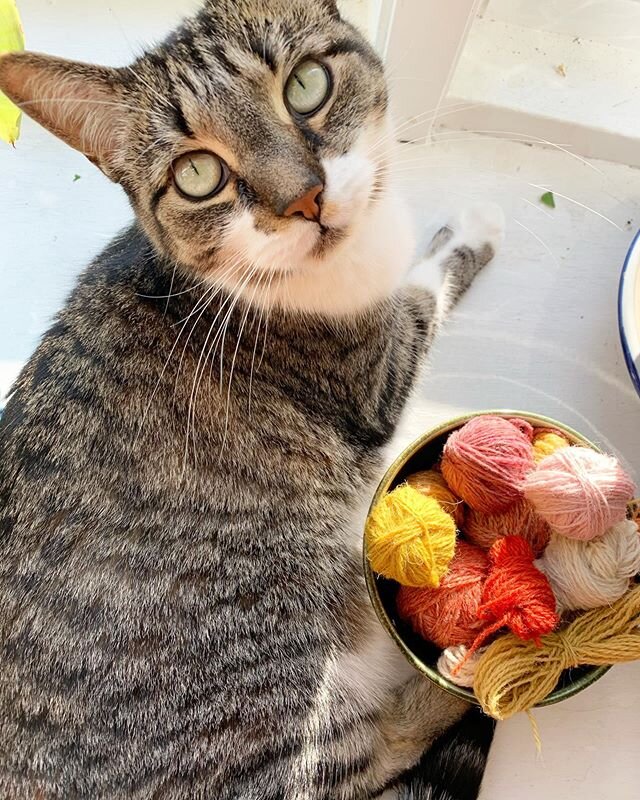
[313,224,348,256]
[305,171,387,259]
[217,157,384,281]
[310,181,380,254]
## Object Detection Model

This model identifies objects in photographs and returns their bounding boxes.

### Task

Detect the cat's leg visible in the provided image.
[300,673,469,800]
[410,203,505,328]
[388,203,505,457]
[393,707,496,800]
[360,206,505,800]
[354,675,470,798]
[370,708,495,800]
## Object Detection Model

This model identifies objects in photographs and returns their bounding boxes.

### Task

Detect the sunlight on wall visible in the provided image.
[338,0,384,43]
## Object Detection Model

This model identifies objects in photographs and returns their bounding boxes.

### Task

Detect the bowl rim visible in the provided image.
[619,229,640,397]
[363,409,611,708]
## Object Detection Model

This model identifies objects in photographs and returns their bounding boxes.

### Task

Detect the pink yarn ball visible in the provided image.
[524,447,636,541]
[441,416,535,515]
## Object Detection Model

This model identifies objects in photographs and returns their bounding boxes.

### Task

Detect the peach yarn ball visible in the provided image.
[397,541,489,649]
[464,499,551,557]
[406,469,465,529]
[441,416,535,515]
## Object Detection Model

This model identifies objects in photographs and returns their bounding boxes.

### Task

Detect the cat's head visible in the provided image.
[0,0,414,315]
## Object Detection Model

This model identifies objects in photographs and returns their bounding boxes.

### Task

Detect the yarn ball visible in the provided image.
[466,536,559,658]
[532,428,571,463]
[366,484,456,588]
[524,447,636,541]
[406,469,465,529]
[536,520,640,611]
[396,541,489,648]
[437,644,486,688]
[441,416,535,515]
[465,499,551,557]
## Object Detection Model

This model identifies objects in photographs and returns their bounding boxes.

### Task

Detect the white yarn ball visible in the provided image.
[536,520,640,611]
[437,645,485,689]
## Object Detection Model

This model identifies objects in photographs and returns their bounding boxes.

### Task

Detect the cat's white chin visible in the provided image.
[216,124,416,317]
[274,189,415,316]
[219,187,415,316]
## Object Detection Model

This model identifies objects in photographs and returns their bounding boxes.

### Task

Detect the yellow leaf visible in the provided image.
[0,0,25,145]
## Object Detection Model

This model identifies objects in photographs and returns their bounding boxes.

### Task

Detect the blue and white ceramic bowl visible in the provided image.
[620,231,640,397]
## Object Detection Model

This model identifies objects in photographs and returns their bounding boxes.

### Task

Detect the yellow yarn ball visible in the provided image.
[532,429,571,463]
[365,484,457,588]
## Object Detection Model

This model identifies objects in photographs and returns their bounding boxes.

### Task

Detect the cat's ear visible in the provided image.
[320,0,341,19]
[0,51,127,180]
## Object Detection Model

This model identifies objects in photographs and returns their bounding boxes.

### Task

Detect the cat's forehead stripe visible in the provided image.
[246,37,278,74]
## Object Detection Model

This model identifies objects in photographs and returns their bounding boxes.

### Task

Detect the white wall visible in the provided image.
[338,0,384,44]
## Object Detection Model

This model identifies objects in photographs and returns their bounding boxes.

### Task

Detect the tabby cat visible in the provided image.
[0,1,504,797]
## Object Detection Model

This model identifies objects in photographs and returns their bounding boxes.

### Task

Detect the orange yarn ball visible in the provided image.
[466,536,559,659]
[464,499,551,557]
[406,469,465,529]
[441,416,535,515]
[396,541,489,649]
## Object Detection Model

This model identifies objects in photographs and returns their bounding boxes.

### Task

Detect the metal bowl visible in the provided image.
[363,410,611,708]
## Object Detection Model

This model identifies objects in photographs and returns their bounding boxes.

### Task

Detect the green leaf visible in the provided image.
[73,174,81,182]
[0,0,25,145]
[540,191,556,209]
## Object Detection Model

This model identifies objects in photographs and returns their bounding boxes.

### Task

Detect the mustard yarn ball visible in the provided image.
[365,484,457,588]
[532,429,571,463]
[406,469,466,529]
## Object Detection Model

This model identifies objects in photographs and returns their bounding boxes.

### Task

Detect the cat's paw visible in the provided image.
[450,202,506,256]
[423,203,505,265]
[412,203,504,302]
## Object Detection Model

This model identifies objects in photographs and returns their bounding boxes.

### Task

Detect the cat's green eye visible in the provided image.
[172,151,227,199]
[285,60,332,117]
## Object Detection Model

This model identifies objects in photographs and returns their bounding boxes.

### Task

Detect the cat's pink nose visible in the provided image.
[283,184,324,223]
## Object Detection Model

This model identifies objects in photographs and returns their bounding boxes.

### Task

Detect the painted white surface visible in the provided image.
[486,0,640,51]
[2,1,640,797]
[444,16,640,167]
[337,0,384,45]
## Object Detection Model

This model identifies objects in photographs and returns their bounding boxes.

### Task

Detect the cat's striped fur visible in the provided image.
[0,1,502,797]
